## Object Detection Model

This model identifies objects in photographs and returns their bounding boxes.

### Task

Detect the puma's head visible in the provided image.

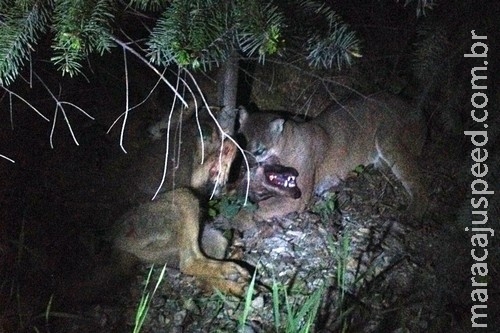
[238,107,286,164]
[191,137,238,196]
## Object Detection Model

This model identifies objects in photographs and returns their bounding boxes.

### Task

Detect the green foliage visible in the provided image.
[299,1,362,69]
[208,195,256,219]
[234,0,284,62]
[312,192,338,221]
[0,0,367,85]
[327,232,353,332]
[0,0,116,84]
[51,0,115,77]
[282,286,323,333]
[270,277,323,333]
[147,0,227,69]
[127,0,167,12]
[147,0,284,69]
[334,233,350,309]
[0,0,51,85]
[237,270,258,331]
[237,270,323,333]
[0,0,438,87]
[147,0,360,70]
[353,164,366,175]
[133,264,167,333]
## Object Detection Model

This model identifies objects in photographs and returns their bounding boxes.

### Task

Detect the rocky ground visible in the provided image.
[107,149,492,333]
[1,97,498,333]
[49,136,500,332]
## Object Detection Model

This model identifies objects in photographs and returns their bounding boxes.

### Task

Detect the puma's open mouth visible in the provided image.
[264,164,298,189]
[243,162,301,201]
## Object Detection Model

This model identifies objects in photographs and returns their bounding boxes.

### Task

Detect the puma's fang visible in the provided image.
[268,173,297,188]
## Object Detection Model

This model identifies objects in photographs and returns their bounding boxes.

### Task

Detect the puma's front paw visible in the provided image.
[201,261,250,296]
[220,261,249,282]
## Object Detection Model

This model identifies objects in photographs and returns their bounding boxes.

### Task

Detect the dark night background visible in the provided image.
[0,0,498,332]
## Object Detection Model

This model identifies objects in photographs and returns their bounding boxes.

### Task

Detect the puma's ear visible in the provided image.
[238,106,249,127]
[270,118,285,135]
[221,140,235,158]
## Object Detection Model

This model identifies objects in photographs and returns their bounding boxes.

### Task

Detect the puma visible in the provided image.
[113,107,303,295]
[130,108,231,200]
[238,92,427,224]
[112,188,250,295]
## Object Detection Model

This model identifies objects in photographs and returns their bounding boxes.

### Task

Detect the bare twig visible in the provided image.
[33,73,94,148]
[183,70,251,203]
[107,37,189,155]
[108,36,250,204]
[0,154,15,163]
[120,47,130,153]
[109,37,188,108]
[152,70,182,200]
[105,70,165,134]
[0,85,50,122]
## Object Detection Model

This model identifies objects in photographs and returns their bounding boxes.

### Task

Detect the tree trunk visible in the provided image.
[217,49,239,135]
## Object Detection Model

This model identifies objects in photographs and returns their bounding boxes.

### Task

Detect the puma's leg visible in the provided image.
[375,137,428,218]
[177,202,249,295]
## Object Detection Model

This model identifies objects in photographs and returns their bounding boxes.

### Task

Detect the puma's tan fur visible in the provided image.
[131,113,230,200]
[113,113,252,295]
[112,188,249,295]
[238,92,427,224]
[114,111,303,295]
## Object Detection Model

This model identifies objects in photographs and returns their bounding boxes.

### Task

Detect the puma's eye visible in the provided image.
[253,144,267,157]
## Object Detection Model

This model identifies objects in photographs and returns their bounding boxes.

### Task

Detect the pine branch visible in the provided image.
[148,0,231,69]
[0,0,51,86]
[0,0,363,85]
[235,1,284,62]
[148,0,285,69]
[297,1,361,69]
[51,0,115,77]
[306,24,360,69]
[126,0,167,12]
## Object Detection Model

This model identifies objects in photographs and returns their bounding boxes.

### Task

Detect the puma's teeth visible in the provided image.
[267,173,297,188]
